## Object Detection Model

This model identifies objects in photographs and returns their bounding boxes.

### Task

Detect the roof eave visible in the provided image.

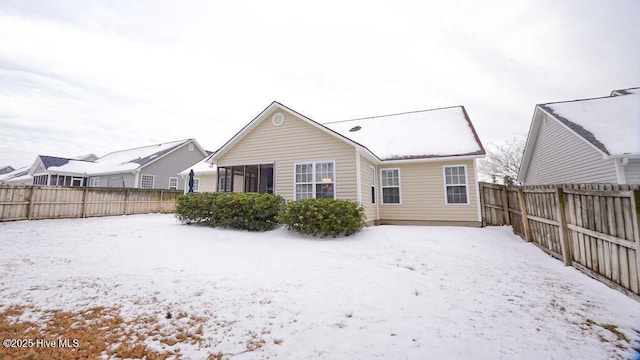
[380,153,485,165]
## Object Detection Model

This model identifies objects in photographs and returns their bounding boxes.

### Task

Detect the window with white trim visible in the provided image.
[370,166,376,204]
[193,178,200,192]
[89,177,100,187]
[218,168,231,192]
[443,165,468,204]
[294,161,335,200]
[141,174,154,189]
[169,177,178,190]
[380,169,400,204]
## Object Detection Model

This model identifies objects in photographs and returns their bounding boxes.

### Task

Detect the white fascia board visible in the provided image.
[380,154,485,165]
[518,107,543,183]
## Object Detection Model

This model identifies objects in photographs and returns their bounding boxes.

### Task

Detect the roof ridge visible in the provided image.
[538,93,637,107]
[100,139,192,157]
[323,105,463,124]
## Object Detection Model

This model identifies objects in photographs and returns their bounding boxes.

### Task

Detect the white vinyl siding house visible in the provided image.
[519,90,639,185]
[520,112,617,184]
[208,101,485,227]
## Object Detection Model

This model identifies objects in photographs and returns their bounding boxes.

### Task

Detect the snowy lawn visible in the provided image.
[0,214,639,359]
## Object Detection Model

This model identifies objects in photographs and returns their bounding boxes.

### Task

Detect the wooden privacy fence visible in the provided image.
[0,185,181,221]
[479,182,640,301]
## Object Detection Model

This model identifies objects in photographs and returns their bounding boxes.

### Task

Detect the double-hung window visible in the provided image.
[89,177,100,187]
[193,178,200,192]
[443,165,468,204]
[370,167,376,204]
[141,175,154,189]
[380,169,400,204]
[295,161,335,200]
[168,177,178,190]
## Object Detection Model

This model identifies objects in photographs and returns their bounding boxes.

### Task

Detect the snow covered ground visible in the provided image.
[1,214,639,359]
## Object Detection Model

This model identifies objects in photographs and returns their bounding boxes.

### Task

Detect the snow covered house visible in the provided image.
[518,88,640,185]
[0,165,14,175]
[206,101,486,226]
[28,139,208,189]
[179,157,218,193]
[0,166,32,185]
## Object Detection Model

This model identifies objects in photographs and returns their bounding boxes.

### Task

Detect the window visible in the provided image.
[218,168,232,192]
[443,165,468,204]
[380,169,400,204]
[71,177,83,187]
[370,167,376,204]
[169,177,178,190]
[33,175,48,185]
[89,177,100,187]
[141,174,154,189]
[193,178,200,192]
[294,161,335,200]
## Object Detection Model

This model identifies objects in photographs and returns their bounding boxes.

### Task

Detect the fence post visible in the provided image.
[555,187,572,266]
[502,185,510,225]
[630,189,640,292]
[518,188,532,242]
[124,189,130,215]
[81,186,89,218]
[27,186,36,220]
[479,182,486,227]
[160,190,164,213]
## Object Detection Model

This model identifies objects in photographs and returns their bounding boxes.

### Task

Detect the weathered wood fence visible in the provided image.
[0,185,181,222]
[479,182,640,300]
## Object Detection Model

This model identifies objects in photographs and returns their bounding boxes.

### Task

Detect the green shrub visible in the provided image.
[278,198,365,238]
[175,192,284,231]
[175,192,217,224]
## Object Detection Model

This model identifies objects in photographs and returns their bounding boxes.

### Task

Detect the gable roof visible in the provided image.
[611,87,640,96]
[538,93,640,156]
[36,139,207,176]
[0,165,30,183]
[518,91,640,183]
[324,106,485,160]
[209,101,485,164]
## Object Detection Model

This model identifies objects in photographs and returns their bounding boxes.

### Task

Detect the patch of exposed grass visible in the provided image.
[0,305,273,360]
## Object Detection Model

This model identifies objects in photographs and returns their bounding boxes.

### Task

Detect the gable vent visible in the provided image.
[272,113,285,126]
[349,125,362,132]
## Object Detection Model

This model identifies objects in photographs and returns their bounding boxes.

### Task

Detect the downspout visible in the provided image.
[134,170,140,188]
[614,157,628,184]
[473,158,482,223]
[355,149,362,204]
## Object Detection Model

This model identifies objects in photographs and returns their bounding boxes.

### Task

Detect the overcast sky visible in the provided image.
[1,0,639,168]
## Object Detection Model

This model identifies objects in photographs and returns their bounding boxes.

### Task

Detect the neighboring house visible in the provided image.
[206,101,486,226]
[28,139,209,189]
[179,157,218,193]
[0,166,32,185]
[0,165,15,175]
[518,89,640,185]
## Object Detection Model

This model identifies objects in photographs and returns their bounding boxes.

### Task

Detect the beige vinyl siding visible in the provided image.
[359,156,378,223]
[191,173,217,193]
[625,159,640,184]
[378,160,479,222]
[523,113,617,184]
[217,109,357,201]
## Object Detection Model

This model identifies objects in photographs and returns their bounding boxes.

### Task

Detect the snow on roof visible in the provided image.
[0,166,31,183]
[48,140,191,175]
[541,93,640,156]
[323,106,484,160]
[179,158,217,175]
